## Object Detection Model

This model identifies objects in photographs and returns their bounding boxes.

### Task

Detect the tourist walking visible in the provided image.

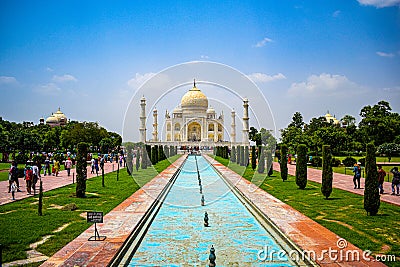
[44,157,51,176]
[91,158,95,174]
[54,160,60,177]
[65,157,73,176]
[100,155,105,170]
[8,161,21,192]
[353,163,361,189]
[377,165,386,194]
[32,162,39,195]
[390,167,400,196]
[94,158,99,175]
[10,180,17,200]
[24,164,33,195]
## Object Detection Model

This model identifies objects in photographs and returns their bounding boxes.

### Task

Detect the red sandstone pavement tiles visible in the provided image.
[0,162,124,206]
[40,155,186,267]
[205,155,386,267]
[273,162,400,207]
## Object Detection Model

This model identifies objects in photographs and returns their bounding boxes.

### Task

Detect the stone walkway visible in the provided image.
[273,162,400,207]
[0,162,125,206]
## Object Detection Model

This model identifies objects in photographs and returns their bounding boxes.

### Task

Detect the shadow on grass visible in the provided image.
[325,197,342,200]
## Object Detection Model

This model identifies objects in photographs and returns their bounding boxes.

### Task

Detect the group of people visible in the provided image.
[353,163,400,195]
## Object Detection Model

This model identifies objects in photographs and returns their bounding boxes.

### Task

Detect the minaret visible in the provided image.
[242,98,249,144]
[152,108,158,142]
[140,96,147,143]
[231,109,236,143]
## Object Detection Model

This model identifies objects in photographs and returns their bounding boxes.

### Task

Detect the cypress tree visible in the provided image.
[251,146,257,170]
[240,146,245,166]
[76,142,88,198]
[295,144,307,189]
[159,145,164,161]
[126,143,133,175]
[364,143,380,216]
[244,146,249,166]
[266,150,273,176]
[321,145,333,199]
[164,145,169,158]
[136,148,141,171]
[141,146,147,169]
[236,145,241,165]
[145,145,152,166]
[257,146,265,173]
[280,144,288,181]
[38,180,43,216]
[231,146,236,163]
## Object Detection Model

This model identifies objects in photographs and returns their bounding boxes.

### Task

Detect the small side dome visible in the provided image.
[173,106,182,113]
[207,106,216,113]
[46,114,58,124]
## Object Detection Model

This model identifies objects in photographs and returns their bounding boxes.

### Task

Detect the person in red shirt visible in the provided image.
[24,164,33,195]
[377,165,386,194]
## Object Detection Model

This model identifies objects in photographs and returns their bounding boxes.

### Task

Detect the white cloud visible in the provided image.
[254,37,273,48]
[127,72,156,88]
[35,83,61,95]
[288,73,358,96]
[200,55,209,59]
[0,76,18,85]
[376,51,395,57]
[357,0,400,7]
[247,72,286,83]
[332,10,341,17]
[52,74,77,83]
[46,67,54,72]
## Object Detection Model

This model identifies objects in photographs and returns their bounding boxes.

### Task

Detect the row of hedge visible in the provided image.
[310,156,365,167]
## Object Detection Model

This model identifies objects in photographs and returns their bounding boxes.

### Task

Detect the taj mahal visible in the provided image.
[139,80,250,146]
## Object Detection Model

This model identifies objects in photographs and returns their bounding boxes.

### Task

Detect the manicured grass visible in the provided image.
[215,157,400,266]
[0,155,181,264]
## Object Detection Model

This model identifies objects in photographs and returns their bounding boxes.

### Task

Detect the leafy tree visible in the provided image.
[99,138,113,154]
[288,112,304,129]
[280,144,288,181]
[364,143,380,216]
[76,142,88,198]
[321,145,333,199]
[295,144,307,189]
[340,114,356,127]
[359,101,400,146]
[377,143,400,162]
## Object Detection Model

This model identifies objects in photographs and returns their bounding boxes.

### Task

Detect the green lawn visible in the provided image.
[0,155,181,265]
[215,157,400,266]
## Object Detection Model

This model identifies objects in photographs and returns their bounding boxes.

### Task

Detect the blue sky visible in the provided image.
[1,0,399,140]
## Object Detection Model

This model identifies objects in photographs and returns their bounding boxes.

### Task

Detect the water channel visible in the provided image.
[126,155,297,266]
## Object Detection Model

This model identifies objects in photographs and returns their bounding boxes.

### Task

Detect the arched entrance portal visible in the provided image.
[187,122,201,141]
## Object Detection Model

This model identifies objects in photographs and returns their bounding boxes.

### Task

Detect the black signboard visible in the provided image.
[87,211,103,223]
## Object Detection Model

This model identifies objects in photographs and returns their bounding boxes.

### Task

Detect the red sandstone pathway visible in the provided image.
[273,162,400,207]
[0,162,125,206]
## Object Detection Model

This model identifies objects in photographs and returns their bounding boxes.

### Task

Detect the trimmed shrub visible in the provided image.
[257,146,265,173]
[231,146,236,163]
[244,146,249,166]
[295,144,307,189]
[364,143,380,216]
[342,156,357,167]
[280,144,288,181]
[126,143,133,175]
[251,146,256,170]
[76,142,88,198]
[321,145,333,199]
[311,156,322,167]
[331,158,341,167]
[236,146,240,165]
[136,148,140,171]
[266,150,273,177]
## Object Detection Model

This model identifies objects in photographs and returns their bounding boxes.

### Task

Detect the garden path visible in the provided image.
[0,162,125,206]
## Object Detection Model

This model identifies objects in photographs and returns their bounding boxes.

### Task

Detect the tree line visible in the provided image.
[280,100,400,158]
[0,118,122,162]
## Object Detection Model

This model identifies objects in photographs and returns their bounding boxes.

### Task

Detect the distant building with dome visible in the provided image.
[324,112,340,125]
[140,80,250,146]
[42,108,68,127]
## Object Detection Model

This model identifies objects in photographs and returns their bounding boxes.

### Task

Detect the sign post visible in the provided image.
[87,211,106,241]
